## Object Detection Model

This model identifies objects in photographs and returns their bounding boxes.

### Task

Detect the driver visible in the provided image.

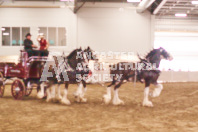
[24,33,39,57]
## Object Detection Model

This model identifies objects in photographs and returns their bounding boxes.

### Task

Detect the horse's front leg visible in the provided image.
[143,81,153,107]
[37,82,46,99]
[74,82,87,103]
[74,82,82,102]
[113,80,124,105]
[150,83,163,97]
[80,80,87,103]
[46,84,56,102]
[61,82,71,105]
[56,84,63,101]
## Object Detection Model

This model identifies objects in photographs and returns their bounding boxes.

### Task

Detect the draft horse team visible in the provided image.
[0,45,173,107]
[36,46,173,107]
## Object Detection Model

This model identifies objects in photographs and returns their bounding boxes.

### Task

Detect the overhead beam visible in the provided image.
[74,0,86,14]
[137,0,155,13]
[153,0,168,15]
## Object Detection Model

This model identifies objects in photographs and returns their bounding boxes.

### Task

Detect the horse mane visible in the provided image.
[146,49,158,59]
[67,49,78,59]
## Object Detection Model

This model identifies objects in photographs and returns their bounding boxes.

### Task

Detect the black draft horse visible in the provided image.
[37,47,97,105]
[103,47,173,107]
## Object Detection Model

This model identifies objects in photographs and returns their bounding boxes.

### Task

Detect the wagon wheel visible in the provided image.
[25,81,33,96]
[0,72,5,98]
[11,79,25,100]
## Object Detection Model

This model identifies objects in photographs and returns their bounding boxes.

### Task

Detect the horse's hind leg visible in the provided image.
[112,80,124,105]
[61,82,71,105]
[103,79,116,104]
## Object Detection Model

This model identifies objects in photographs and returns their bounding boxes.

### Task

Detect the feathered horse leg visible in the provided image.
[37,82,46,99]
[143,80,153,107]
[103,78,116,104]
[150,83,163,97]
[112,80,124,105]
[61,82,71,105]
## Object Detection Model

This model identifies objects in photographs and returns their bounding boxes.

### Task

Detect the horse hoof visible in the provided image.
[103,95,111,104]
[37,92,44,99]
[73,92,78,97]
[56,96,63,101]
[46,96,53,102]
[81,97,87,103]
[75,97,81,103]
[143,101,153,107]
[113,99,125,105]
[61,99,71,105]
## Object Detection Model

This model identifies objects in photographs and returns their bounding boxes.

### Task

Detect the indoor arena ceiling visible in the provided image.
[2,0,198,18]
[149,0,198,19]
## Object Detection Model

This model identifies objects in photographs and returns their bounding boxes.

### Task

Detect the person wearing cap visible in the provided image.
[24,33,39,57]
[37,35,49,56]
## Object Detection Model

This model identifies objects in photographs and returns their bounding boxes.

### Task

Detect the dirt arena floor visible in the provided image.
[1,82,198,132]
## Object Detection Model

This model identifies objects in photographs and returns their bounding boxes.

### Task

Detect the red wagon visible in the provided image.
[0,50,48,99]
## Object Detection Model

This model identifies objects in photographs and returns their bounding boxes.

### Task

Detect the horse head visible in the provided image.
[84,46,98,61]
[66,48,86,70]
[158,47,173,61]
[145,47,173,68]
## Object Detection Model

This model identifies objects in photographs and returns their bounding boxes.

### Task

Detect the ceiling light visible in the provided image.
[175,13,187,17]
[127,0,141,2]
[192,1,198,4]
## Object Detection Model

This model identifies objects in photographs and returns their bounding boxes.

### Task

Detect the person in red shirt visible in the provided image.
[37,35,49,56]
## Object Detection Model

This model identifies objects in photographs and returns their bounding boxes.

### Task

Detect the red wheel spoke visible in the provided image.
[11,79,25,100]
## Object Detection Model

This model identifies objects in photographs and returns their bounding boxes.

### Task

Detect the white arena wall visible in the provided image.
[77,3,154,53]
[0,2,154,56]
